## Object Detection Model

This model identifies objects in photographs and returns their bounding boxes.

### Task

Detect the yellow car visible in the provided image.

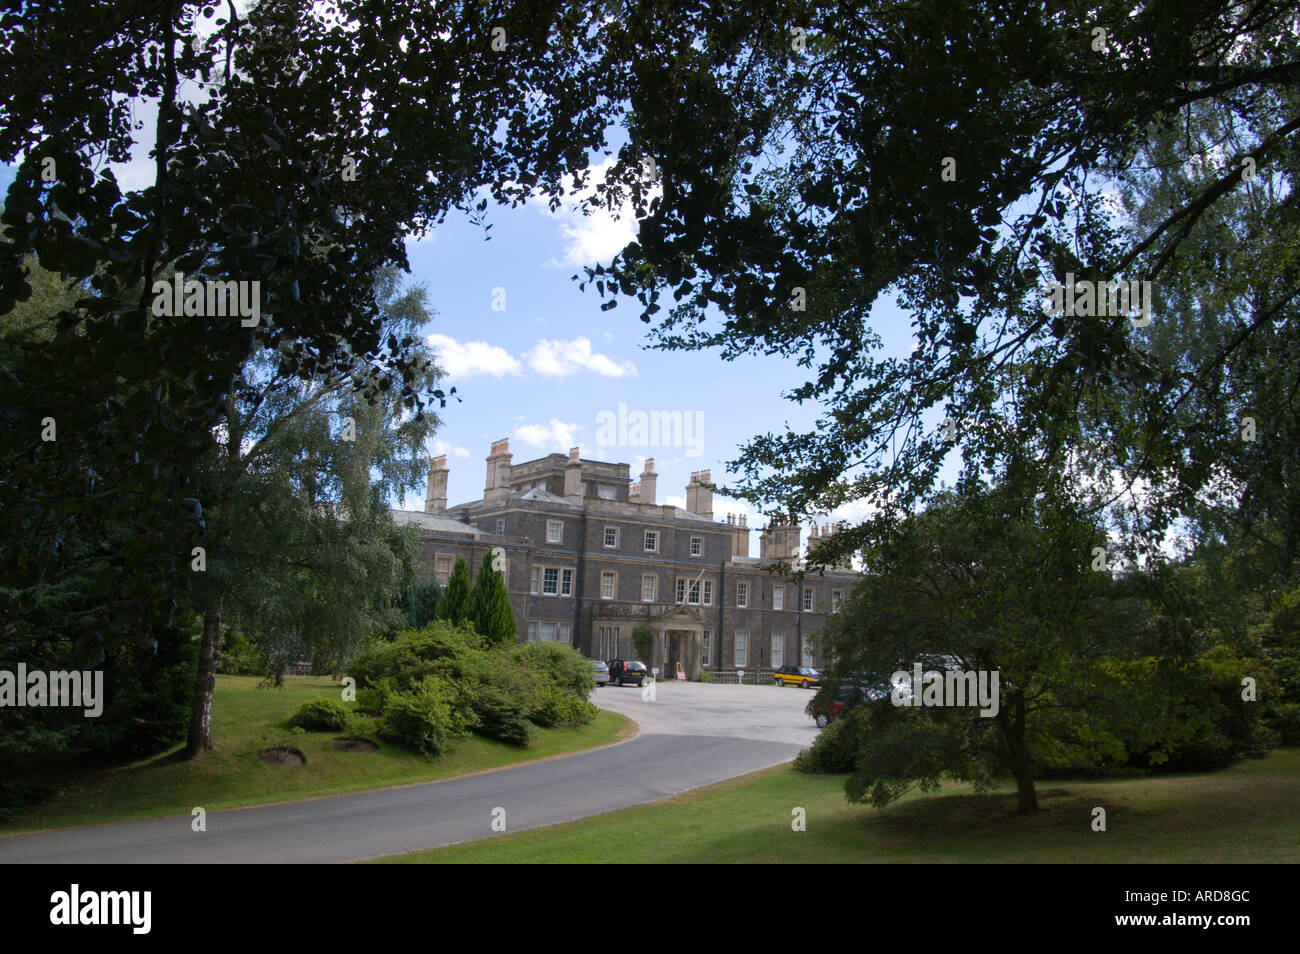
[773,666,821,688]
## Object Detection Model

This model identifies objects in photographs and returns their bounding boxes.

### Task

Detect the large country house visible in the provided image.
[391,440,859,680]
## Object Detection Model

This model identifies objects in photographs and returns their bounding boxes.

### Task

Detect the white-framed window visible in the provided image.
[690,536,702,556]
[598,484,617,500]
[702,580,713,606]
[804,587,814,611]
[539,622,556,641]
[734,631,748,667]
[773,585,784,610]
[601,571,616,600]
[832,589,843,612]
[527,622,538,641]
[543,567,559,595]
[701,631,711,666]
[529,566,540,595]
[644,530,658,552]
[801,640,814,667]
[546,519,563,543]
[675,578,685,603]
[559,622,571,643]
[434,554,454,584]
[642,575,657,602]
[561,568,573,596]
[604,527,619,548]
[677,578,701,604]
[771,633,784,668]
[736,581,748,608]
[496,518,505,535]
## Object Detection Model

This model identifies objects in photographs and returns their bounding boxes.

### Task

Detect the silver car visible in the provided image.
[591,659,610,686]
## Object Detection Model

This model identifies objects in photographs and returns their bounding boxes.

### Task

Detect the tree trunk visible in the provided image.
[185,602,221,757]
[998,689,1038,813]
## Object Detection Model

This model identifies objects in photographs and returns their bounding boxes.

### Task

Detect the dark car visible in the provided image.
[606,660,648,687]
[807,674,892,727]
[773,665,821,689]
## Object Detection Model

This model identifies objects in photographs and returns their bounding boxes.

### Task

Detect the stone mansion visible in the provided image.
[391,440,860,679]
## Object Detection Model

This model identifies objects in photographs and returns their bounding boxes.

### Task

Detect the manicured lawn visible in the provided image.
[0,675,633,834]
[373,747,1300,863]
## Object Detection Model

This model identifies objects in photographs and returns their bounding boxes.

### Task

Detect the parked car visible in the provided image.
[606,660,648,687]
[773,665,821,689]
[591,660,610,686]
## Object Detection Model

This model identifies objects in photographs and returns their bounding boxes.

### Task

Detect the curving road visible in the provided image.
[0,680,818,863]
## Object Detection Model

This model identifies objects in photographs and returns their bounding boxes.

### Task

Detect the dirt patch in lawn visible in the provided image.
[331,737,379,754]
[258,747,305,765]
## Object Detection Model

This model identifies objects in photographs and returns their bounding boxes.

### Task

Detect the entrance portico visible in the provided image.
[590,603,706,680]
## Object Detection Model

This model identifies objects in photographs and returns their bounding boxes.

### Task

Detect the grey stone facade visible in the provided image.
[392,440,860,680]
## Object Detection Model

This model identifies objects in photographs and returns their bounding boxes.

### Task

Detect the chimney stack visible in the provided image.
[564,447,583,500]
[639,458,657,505]
[759,520,801,561]
[685,470,713,520]
[484,438,512,504]
[727,513,750,559]
[425,455,449,513]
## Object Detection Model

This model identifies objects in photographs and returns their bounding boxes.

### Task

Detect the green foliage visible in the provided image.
[631,626,654,662]
[529,684,598,728]
[217,630,268,676]
[468,551,516,646]
[378,676,471,757]
[399,573,445,631]
[459,676,534,747]
[288,698,351,732]
[435,558,472,626]
[348,620,486,693]
[348,622,599,750]
[794,710,866,775]
[513,641,596,699]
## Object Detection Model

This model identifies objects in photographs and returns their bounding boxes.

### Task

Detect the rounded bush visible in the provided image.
[378,677,470,756]
[289,698,350,732]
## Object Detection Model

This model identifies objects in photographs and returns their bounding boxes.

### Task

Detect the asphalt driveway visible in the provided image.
[0,680,818,863]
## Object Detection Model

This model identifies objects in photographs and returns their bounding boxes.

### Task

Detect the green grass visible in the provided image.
[0,675,633,834]
[373,747,1300,863]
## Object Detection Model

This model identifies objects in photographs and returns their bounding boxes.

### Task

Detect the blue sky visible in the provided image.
[396,164,917,529]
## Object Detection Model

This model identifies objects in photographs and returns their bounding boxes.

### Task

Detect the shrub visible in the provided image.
[464,679,533,747]
[794,711,862,774]
[349,622,485,692]
[699,670,713,684]
[353,685,390,716]
[529,684,599,728]
[378,676,470,756]
[289,698,350,732]
[512,641,595,698]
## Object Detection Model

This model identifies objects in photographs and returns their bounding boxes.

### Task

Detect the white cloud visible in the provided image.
[540,157,659,267]
[514,419,584,450]
[426,333,522,381]
[432,439,471,459]
[524,336,636,379]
